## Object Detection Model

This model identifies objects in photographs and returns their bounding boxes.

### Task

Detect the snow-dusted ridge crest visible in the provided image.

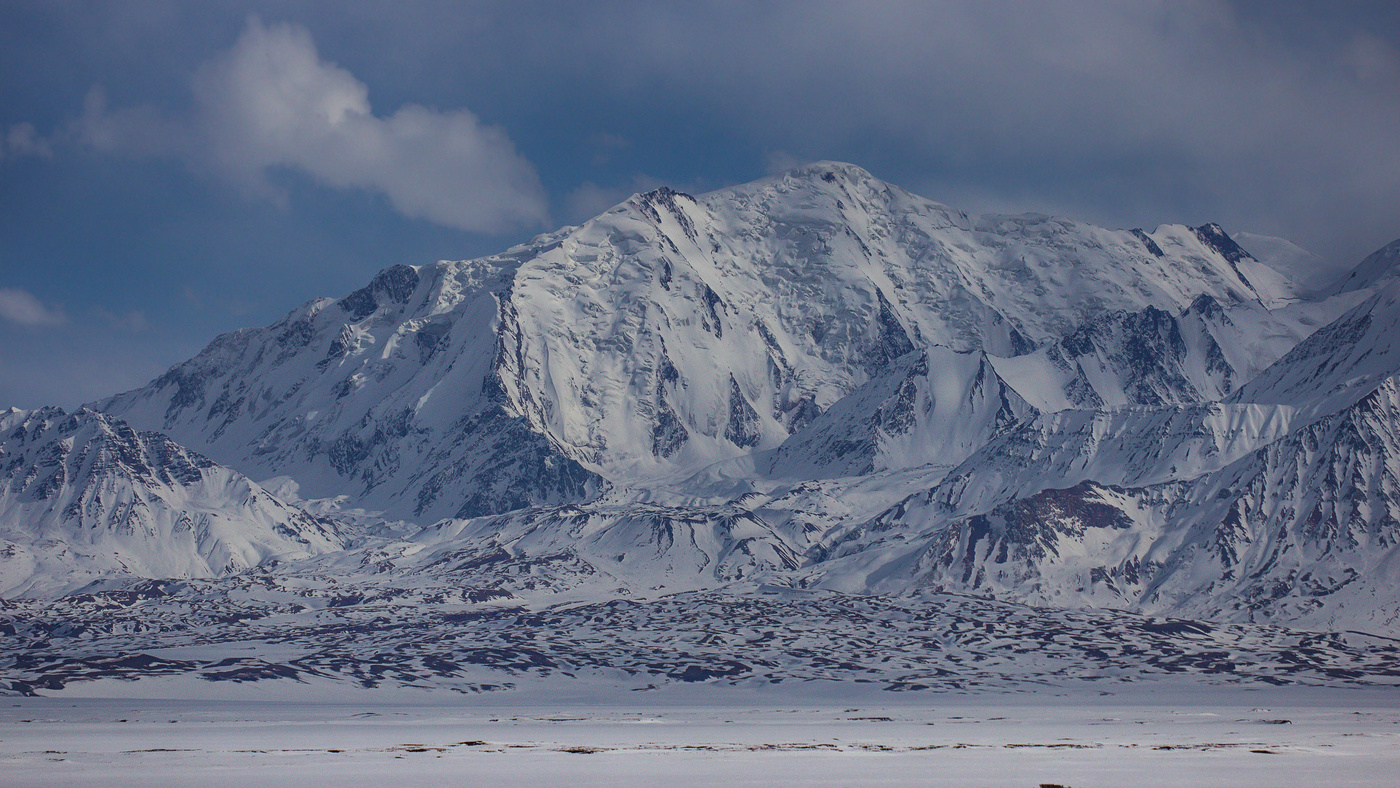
[3,162,1399,654]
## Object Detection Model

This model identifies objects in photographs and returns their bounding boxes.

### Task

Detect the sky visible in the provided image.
[2,0,1398,410]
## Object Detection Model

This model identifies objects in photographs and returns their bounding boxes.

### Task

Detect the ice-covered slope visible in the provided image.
[768,347,1035,479]
[1229,281,1400,418]
[1327,238,1400,295]
[803,401,1302,595]
[1234,231,1348,297]
[304,277,1400,632]
[96,162,1310,524]
[97,258,604,523]
[1163,375,1400,633]
[0,408,341,597]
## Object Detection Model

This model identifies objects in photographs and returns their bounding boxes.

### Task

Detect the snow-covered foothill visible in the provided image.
[0,407,340,596]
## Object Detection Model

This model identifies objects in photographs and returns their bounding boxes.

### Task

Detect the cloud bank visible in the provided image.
[530,0,1399,262]
[13,2,1398,260]
[78,17,547,233]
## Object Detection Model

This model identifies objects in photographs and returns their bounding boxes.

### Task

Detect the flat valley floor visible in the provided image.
[2,685,1397,786]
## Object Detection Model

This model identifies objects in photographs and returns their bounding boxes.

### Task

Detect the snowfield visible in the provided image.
[3,690,1398,787]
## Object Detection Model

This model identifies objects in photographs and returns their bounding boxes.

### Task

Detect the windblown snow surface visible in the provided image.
[4,163,1400,783]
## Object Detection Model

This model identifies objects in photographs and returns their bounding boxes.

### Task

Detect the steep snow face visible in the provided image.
[1229,281,1400,418]
[847,479,1163,605]
[768,347,1034,478]
[796,282,1400,632]
[1161,375,1400,633]
[796,401,1289,594]
[980,293,1352,411]
[1233,231,1346,298]
[1050,304,1228,406]
[97,162,1307,525]
[96,252,603,523]
[910,402,1302,523]
[0,408,340,597]
[1327,238,1400,295]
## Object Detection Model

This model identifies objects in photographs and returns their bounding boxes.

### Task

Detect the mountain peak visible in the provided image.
[1331,237,1400,295]
[13,152,1400,650]
[777,160,880,188]
[638,185,695,203]
[94,161,1340,524]
[337,263,423,321]
[1192,222,1255,265]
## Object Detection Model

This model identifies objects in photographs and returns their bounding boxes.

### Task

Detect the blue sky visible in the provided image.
[2,1,1399,409]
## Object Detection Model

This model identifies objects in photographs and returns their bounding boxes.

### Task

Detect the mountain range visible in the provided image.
[5,162,1400,694]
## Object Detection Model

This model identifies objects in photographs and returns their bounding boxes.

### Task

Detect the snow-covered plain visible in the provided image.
[5,580,1399,783]
[3,689,1398,787]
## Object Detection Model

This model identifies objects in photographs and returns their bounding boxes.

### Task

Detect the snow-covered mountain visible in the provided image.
[0,407,341,597]
[96,163,1346,520]
[2,161,1398,659]
[1229,280,1400,417]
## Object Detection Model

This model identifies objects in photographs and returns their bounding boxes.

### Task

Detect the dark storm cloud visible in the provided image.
[256,1,1400,261]
[499,0,1399,264]
[10,2,1398,260]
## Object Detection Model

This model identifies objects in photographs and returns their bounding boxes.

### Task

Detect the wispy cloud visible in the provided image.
[95,307,149,332]
[517,0,1400,261]
[74,16,548,233]
[0,288,66,327]
[0,123,54,160]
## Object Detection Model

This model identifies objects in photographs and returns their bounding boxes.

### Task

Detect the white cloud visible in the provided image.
[0,289,66,327]
[78,17,548,233]
[77,89,179,159]
[0,123,54,160]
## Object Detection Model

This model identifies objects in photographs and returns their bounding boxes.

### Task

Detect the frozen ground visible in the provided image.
[9,587,1400,696]
[8,584,1398,784]
[2,687,1397,786]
